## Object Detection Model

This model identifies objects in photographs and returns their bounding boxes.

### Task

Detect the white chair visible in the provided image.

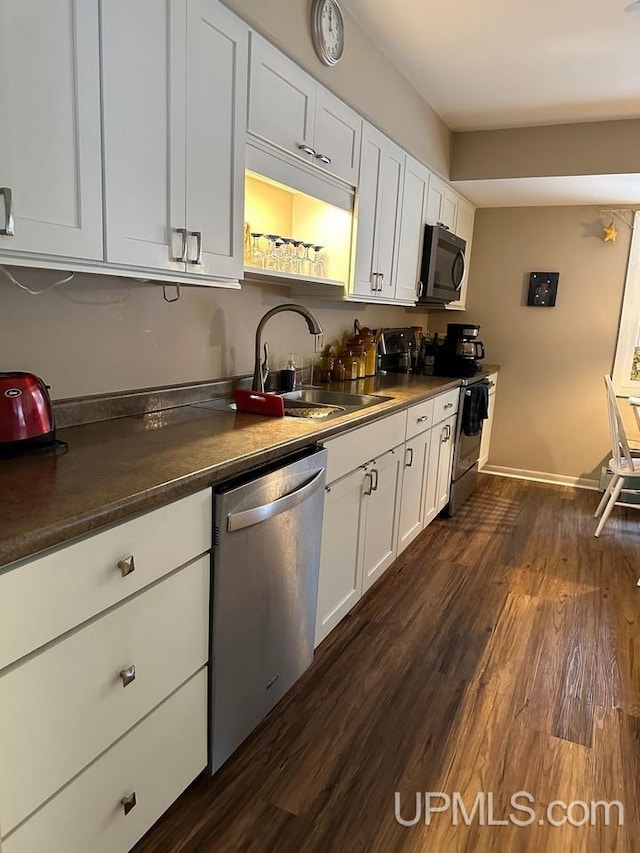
[594,375,640,537]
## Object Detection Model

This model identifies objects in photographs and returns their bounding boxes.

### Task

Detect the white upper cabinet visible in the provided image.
[352,124,404,301]
[248,34,360,186]
[313,89,362,185]
[101,0,186,272]
[426,172,457,232]
[394,155,429,304]
[185,0,248,279]
[249,34,317,162]
[0,0,103,260]
[102,0,247,281]
[446,195,475,311]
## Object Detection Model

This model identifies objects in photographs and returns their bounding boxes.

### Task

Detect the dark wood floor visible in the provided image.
[135,474,640,852]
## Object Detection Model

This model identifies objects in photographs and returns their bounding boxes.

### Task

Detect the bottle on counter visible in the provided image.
[279,354,296,392]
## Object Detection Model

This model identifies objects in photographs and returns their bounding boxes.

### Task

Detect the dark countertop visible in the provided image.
[0,370,498,569]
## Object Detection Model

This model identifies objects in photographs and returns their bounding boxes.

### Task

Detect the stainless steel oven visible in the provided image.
[446,375,490,516]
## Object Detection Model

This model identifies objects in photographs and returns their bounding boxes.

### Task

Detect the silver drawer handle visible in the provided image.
[416,415,429,423]
[0,187,15,236]
[121,792,137,816]
[173,227,187,262]
[188,230,203,265]
[444,402,454,409]
[315,153,332,165]
[119,664,136,687]
[297,143,316,156]
[117,555,135,578]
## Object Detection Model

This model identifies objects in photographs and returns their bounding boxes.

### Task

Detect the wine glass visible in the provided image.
[265,235,280,271]
[280,238,293,273]
[290,240,303,275]
[312,245,325,278]
[302,243,314,276]
[250,233,265,268]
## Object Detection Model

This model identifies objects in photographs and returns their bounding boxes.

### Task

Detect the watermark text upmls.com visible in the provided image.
[394,792,624,828]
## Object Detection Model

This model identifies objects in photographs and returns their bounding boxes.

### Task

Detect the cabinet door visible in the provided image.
[185,0,248,280]
[101,0,186,271]
[248,33,316,163]
[314,89,361,185]
[0,0,103,260]
[446,195,475,311]
[361,448,402,593]
[315,469,365,647]
[352,124,403,300]
[435,414,457,514]
[423,424,441,528]
[426,173,457,232]
[374,138,404,300]
[394,155,429,304]
[397,431,431,554]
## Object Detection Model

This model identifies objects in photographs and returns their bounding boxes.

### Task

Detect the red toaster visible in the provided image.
[0,372,55,454]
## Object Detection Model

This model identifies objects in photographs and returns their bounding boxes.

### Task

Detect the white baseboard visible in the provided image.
[481,464,599,491]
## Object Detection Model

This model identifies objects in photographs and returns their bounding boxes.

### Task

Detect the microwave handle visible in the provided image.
[452,249,466,291]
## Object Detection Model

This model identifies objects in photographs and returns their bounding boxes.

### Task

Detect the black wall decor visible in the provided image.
[527,271,559,307]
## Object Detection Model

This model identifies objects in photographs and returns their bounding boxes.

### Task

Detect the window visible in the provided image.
[612,211,640,396]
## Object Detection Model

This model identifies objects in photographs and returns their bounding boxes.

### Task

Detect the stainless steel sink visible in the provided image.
[192,387,393,421]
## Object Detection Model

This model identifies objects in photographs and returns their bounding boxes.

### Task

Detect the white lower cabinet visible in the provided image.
[0,491,212,853]
[427,414,457,523]
[361,448,403,593]
[3,670,207,853]
[397,430,432,554]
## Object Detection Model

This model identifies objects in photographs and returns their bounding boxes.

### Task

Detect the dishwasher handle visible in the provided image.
[226,468,325,532]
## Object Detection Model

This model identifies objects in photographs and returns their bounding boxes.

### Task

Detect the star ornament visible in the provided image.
[603,220,619,243]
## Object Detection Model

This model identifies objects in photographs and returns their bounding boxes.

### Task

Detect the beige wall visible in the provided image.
[451,119,640,181]
[223,0,450,177]
[461,206,631,483]
[0,270,428,400]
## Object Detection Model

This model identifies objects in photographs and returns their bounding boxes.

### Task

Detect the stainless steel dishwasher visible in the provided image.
[210,446,327,772]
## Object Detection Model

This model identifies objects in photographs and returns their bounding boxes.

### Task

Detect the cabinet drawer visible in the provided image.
[0,556,209,835]
[433,388,460,424]
[405,397,435,440]
[3,669,207,853]
[0,489,212,670]
[323,411,406,484]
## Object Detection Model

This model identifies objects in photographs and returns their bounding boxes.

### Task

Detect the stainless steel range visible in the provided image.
[445,372,491,516]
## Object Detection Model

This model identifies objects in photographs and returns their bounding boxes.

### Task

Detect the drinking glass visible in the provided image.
[312,245,325,278]
[265,235,280,271]
[280,239,293,273]
[290,240,303,275]
[250,233,265,268]
[302,243,314,276]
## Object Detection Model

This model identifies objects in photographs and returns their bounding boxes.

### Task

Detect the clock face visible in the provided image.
[312,0,344,66]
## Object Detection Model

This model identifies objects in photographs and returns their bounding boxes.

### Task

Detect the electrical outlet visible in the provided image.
[314,333,324,353]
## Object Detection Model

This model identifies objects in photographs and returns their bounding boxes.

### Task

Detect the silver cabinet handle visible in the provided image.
[173,227,187,262]
[121,792,137,816]
[363,472,373,496]
[378,272,385,291]
[227,468,325,532]
[315,153,332,165]
[371,468,379,491]
[119,664,136,687]
[297,143,316,156]
[188,230,203,265]
[488,381,495,388]
[444,402,454,409]
[416,415,429,423]
[0,187,14,236]
[405,447,414,468]
[117,555,135,578]
[371,272,379,292]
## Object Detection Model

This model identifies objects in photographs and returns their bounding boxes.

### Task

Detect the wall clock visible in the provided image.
[311,0,345,66]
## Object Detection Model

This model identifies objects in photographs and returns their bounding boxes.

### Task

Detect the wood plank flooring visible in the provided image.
[135,475,640,852]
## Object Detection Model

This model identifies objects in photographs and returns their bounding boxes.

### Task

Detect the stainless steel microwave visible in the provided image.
[417,224,466,304]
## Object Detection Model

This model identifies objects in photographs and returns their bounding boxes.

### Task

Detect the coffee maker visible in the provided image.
[434,323,486,377]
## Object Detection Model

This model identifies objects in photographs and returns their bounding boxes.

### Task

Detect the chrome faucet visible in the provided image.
[252,303,323,392]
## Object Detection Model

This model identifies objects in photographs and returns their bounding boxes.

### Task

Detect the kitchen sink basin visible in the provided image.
[192,387,393,421]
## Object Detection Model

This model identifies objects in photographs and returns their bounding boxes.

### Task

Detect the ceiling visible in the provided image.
[451,174,640,208]
[341,0,640,132]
